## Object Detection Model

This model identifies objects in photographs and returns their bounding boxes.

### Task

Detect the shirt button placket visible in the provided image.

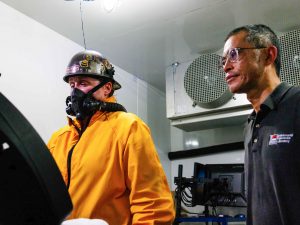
[253,122,260,143]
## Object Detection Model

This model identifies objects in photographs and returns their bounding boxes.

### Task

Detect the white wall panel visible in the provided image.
[0,2,83,142]
[0,2,172,184]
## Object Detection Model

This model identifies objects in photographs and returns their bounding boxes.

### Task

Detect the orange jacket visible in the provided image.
[47,97,175,225]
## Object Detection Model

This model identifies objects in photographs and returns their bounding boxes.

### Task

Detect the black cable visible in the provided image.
[79,0,87,49]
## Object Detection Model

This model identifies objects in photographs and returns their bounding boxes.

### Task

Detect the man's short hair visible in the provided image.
[225,24,281,76]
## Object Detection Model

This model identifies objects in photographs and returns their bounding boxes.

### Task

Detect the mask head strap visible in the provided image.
[86,78,110,96]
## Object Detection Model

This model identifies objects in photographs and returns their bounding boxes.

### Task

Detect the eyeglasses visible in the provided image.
[219,47,267,68]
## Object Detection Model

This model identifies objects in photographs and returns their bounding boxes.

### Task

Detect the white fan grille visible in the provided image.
[280,28,300,85]
[184,54,232,108]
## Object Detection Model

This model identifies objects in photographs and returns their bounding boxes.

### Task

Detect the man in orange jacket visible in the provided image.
[48,50,175,225]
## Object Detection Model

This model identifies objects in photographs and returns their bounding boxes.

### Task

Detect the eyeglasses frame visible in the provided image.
[219,47,267,68]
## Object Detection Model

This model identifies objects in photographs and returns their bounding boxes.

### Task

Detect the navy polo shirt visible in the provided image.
[244,82,300,225]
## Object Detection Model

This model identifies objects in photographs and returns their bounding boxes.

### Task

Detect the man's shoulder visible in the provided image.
[288,85,300,93]
[51,124,71,137]
[112,111,144,124]
[284,85,300,100]
[108,111,150,132]
[48,125,71,147]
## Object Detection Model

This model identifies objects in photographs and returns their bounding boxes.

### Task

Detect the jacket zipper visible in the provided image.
[66,145,76,190]
[66,116,91,189]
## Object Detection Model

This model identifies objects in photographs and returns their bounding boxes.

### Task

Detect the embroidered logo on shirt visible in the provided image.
[269,133,293,145]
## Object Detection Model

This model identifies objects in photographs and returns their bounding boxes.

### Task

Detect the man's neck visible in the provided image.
[247,68,281,112]
[247,76,281,112]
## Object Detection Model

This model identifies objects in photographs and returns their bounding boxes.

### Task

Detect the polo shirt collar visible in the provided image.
[248,82,292,122]
[263,82,292,110]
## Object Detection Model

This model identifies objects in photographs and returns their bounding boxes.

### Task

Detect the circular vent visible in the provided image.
[184,54,232,108]
[279,29,300,85]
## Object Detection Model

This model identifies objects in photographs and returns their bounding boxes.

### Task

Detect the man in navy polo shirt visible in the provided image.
[220,24,300,225]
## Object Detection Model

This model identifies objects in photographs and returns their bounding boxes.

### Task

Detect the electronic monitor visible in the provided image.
[192,163,246,207]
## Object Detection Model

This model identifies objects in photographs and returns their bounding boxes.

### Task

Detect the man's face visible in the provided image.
[68,76,112,101]
[222,31,266,94]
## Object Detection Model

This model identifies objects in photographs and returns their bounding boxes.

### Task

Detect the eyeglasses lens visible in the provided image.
[229,48,238,62]
[219,48,239,68]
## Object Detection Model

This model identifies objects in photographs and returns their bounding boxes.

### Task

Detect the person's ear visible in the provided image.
[265,45,278,66]
[104,82,113,97]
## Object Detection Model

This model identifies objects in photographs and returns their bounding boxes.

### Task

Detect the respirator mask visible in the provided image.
[65,82,127,120]
[66,82,104,120]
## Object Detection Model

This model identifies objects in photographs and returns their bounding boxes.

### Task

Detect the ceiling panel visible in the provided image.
[1,0,300,92]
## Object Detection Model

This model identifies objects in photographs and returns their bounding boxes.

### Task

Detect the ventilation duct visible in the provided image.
[166,28,300,131]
